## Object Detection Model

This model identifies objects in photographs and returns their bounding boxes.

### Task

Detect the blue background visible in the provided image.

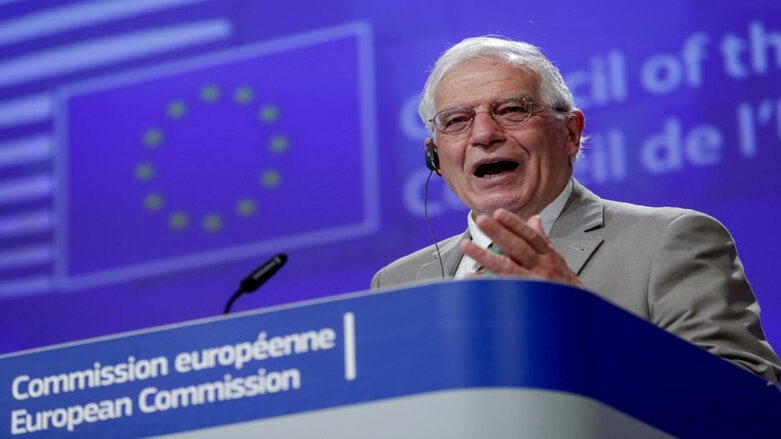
[0,0,780,355]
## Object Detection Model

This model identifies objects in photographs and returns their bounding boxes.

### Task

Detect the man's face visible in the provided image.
[432,57,584,219]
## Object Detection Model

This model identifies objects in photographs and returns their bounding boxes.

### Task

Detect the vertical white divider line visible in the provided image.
[343,312,357,381]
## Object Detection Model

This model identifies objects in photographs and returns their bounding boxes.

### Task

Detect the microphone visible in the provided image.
[223,253,288,315]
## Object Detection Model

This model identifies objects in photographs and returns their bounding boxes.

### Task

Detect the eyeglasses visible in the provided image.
[429,96,562,135]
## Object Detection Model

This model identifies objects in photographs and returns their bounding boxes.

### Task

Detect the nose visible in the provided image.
[469,108,505,147]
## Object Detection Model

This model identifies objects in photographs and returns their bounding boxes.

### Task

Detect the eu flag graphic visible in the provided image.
[54,24,378,290]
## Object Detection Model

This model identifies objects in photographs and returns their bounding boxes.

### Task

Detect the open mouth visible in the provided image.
[474,161,519,178]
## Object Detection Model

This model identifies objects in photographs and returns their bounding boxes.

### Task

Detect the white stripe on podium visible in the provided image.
[343,312,357,381]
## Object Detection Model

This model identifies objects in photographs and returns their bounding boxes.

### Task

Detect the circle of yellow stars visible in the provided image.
[135,84,289,233]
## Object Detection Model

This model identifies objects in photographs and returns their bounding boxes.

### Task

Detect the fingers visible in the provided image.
[473,211,551,270]
[463,209,583,287]
[460,240,530,277]
[490,209,550,253]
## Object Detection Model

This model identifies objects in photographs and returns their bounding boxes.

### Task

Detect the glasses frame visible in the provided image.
[429,95,564,136]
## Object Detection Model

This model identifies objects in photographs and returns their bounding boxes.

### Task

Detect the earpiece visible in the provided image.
[424,139,440,175]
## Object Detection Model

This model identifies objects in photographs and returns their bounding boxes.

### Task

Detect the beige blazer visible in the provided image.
[372,180,781,384]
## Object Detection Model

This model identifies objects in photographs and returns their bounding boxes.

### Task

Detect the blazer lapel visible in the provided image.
[415,230,469,281]
[550,180,605,275]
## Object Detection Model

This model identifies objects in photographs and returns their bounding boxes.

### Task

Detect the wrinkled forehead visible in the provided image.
[433,57,542,109]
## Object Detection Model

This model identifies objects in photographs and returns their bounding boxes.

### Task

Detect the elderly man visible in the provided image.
[371,36,781,384]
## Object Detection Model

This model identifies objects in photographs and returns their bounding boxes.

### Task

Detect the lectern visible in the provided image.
[2,279,779,438]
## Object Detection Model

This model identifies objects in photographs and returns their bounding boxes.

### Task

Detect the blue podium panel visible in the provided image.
[2,280,780,438]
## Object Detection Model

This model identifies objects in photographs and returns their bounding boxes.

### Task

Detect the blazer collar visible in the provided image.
[415,230,469,281]
[549,179,605,274]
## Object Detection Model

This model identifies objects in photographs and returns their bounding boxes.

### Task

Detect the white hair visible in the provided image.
[418,36,578,136]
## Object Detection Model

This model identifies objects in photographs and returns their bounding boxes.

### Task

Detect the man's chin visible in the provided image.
[470,196,528,218]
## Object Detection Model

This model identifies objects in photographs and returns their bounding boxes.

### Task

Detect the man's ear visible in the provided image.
[564,110,586,158]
